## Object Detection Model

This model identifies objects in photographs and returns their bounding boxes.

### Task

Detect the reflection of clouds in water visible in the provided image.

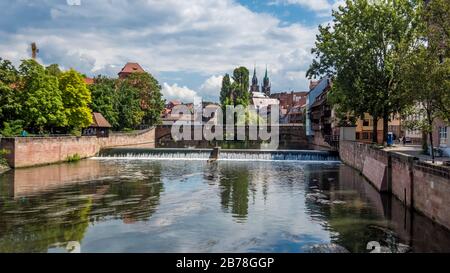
[146,188,210,228]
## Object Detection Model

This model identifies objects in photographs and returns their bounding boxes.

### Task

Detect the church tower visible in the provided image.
[250,66,260,93]
[262,67,271,96]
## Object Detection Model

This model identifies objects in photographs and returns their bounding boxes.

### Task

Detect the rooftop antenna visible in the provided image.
[31,42,39,59]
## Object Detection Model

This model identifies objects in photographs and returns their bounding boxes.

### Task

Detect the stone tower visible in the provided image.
[262,66,271,96]
[250,67,260,93]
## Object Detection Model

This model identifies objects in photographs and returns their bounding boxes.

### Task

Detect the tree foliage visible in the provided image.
[399,0,450,161]
[220,66,250,108]
[307,0,423,143]
[0,58,21,129]
[58,69,93,132]
[232,67,250,107]
[116,81,145,130]
[220,73,232,106]
[90,76,120,129]
[123,72,165,126]
[19,59,67,133]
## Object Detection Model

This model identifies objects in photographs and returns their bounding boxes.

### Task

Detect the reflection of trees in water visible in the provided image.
[218,164,250,221]
[303,164,399,253]
[0,163,163,253]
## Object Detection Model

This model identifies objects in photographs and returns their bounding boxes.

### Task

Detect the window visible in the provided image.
[439,127,448,146]
[362,132,369,139]
[363,120,370,127]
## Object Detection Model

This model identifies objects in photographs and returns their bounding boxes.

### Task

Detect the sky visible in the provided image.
[0,0,344,102]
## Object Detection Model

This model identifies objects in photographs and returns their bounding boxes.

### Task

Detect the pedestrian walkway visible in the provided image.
[384,144,450,166]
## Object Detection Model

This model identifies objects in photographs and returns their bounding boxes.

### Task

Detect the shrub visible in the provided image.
[0,120,24,137]
[66,154,81,163]
[0,149,10,166]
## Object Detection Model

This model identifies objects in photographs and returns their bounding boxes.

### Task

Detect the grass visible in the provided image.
[66,154,81,163]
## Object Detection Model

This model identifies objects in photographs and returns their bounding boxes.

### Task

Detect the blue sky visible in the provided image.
[0,0,343,102]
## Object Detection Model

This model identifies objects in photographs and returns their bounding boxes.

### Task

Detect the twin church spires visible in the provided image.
[250,66,271,96]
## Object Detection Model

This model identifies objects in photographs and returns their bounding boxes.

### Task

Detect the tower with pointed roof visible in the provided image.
[250,66,260,93]
[262,66,271,96]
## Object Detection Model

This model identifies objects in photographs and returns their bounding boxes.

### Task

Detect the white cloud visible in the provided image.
[198,75,223,101]
[162,83,199,103]
[0,0,323,100]
[269,0,332,11]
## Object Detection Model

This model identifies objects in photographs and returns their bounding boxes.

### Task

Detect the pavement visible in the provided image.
[384,144,450,166]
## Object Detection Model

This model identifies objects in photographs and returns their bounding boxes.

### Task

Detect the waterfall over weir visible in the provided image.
[95,148,340,162]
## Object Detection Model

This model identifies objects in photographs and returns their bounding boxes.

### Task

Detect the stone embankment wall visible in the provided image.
[0,128,155,168]
[340,140,450,230]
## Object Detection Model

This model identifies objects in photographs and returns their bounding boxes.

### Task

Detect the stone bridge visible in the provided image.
[155,124,307,149]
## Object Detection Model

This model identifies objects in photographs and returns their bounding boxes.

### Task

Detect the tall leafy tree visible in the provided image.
[123,72,165,126]
[117,81,145,130]
[424,0,450,120]
[19,59,67,133]
[58,69,93,133]
[0,58,21,132]
[90,76,120,129]
[220,73,232,106]
[307,0,422,144]
[232,67,250,107]
[46,64,62,77]
[400,0,450,162]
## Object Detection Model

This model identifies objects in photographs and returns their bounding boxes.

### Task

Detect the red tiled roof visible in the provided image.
[119,62,145,74]
[90,112,112,128]
[84,77,94,85]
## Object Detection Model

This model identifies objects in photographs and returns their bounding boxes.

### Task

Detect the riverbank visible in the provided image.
[339,140,450,231]
[0,128,156,168]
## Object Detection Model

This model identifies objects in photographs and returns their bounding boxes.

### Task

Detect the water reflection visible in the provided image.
[218,165,250,221]
[0,160,163,252]
[0,160,449,253]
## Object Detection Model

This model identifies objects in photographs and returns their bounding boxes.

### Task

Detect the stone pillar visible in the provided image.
[209,147,220,162]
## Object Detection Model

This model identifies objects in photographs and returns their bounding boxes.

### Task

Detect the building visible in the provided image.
[284,104,306,124]
[250,67,271,97]
[306,78,332,138]
[355,113,402,143]
[83,112,112,137]
[118,62,145,79]
[271,91,307,110]
[252,92,279,117]
[83,77,94,85]
[271,91,308,124]
[308,83,335,148]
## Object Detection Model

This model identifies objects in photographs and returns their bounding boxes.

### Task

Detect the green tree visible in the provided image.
[46,64,62,77]
[58,69,93,133]
[90,76,120,129]
[400,0,450,162]
[232,67,250,107]
[424,0,450,120]
[220,73,232,106]
[307,0,422,144]
[123,72,165,126]
[19,59,67,133]
[0,58,21,130]
[117,81,145,130]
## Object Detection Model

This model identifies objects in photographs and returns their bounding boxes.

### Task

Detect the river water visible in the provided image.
[0,158,449,253]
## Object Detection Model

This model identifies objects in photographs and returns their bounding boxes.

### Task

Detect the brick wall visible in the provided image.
[413,162,450,229]
[339,140,389,191]
[340,140,450,230]
[0,128,156,168]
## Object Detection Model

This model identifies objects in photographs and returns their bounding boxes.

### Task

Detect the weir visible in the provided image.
[95,148,340,162]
